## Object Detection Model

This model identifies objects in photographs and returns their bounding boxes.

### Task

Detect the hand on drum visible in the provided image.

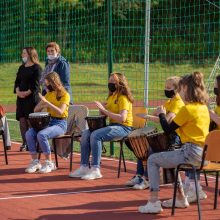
[156,105,166,115]
[95,101,107,114]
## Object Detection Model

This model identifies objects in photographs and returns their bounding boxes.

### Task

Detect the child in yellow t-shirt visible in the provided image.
[209,74,220,129]
[25,72,70,174]
[125,76,184,190]
[138,72,209,214]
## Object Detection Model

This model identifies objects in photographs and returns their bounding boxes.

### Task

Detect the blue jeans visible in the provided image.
[25,119,67,155]
[147,142,203,191]
[136,147,153,178]
[80,124,132,168]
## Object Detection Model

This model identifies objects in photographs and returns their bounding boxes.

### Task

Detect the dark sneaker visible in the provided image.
[20,144,28,152]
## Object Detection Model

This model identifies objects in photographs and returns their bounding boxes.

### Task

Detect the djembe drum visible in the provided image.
[29,112,50,131]
[85,115,107,132]
[127,128,175,184]
[126,126,157,161]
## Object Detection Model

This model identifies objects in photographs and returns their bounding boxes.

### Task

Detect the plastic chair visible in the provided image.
[109,106,147,178]
[52,105,89,171]
[171,130,220,220]
[0,127,8,164]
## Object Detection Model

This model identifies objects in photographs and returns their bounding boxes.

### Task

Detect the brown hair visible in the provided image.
[46,42,61,54]
[44,72,66,100]
[215,75,220,106]
[165,76,181,93]
[179,72,209,104]
[23,47,40,64]
[109,72,134,103]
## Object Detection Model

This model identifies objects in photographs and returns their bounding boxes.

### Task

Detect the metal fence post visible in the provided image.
[144,0,151,107]
[21,0,26,49]
[107,0,114,156]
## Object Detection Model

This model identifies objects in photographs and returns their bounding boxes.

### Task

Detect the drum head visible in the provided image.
[29,112,49,118]
[128,126,156,137]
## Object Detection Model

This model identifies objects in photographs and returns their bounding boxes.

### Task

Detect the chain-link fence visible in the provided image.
[0,0,219,151]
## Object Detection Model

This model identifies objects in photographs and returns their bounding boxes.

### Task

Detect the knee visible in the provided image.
[37,131,47,142]
[90,130,102,142]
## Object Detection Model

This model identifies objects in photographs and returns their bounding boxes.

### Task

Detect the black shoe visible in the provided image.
[19,144,27,152]
[6,146,11,150]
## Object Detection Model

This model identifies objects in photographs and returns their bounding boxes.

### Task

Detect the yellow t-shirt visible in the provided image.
[214,105,220,129]
[45,91,70,118]
[173,103,210,147]
[164,93,184,136]
[164,93,184,114]
[106,94,133,127]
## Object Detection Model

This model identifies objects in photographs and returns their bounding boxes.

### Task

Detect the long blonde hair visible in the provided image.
[45,72,66,100]
[180,72,209,104]
[108,72,134,103]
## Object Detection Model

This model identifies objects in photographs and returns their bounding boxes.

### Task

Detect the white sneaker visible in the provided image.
[186,188,207,203]
[138,201,163,214]
[39,160,56,173]
[125,175,142,187]
[69,166,89,178]
[81,167,103,180]
[133,178,149,190]
[162,197,189,208]
[25,159,42,173]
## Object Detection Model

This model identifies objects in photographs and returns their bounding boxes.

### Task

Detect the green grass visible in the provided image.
[0,62,214,104]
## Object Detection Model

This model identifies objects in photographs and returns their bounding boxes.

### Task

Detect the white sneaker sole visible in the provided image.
[81,174,103,180]
[138,206,163,214]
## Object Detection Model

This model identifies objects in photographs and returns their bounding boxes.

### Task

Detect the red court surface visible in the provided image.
[0,142,219,220]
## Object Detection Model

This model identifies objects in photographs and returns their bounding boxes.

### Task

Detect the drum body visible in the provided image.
[127,127,175,184]
[85,115,107,132]
[146,132,171,152]
[127,126,157,161]
[29,112,50,131]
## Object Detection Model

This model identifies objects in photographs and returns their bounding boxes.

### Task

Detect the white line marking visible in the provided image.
[0,187,128,201]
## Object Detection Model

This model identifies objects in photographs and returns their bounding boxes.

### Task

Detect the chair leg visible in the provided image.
[203,170,208,186]
[69,138,74,172]
[121,142,126,173]
[52,139,58,168]
[2,133,8,165]
[118,142,123,178]
[214,172,219,209]
[193,167,202,220]
[171,166,179,216]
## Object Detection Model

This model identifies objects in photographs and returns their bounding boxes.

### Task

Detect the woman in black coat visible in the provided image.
[14,47,42,151]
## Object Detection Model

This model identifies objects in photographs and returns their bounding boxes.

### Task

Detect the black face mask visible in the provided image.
[214,88,219,96]
[164,90,175,98]
[108,83,117,93]
[46,85,54,92]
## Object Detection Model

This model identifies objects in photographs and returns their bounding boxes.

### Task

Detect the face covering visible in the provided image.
[47,55,58,60]
[108,83,117,93]
[46,85,54,92]
[22,57,28,63]
[164,90,175,98]
[214,88,219,96]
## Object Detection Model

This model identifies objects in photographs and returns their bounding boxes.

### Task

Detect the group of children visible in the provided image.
[11,67,220,215]
[126,72,220,214]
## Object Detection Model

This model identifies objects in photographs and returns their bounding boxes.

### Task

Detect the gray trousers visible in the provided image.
[147,142,203,191]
